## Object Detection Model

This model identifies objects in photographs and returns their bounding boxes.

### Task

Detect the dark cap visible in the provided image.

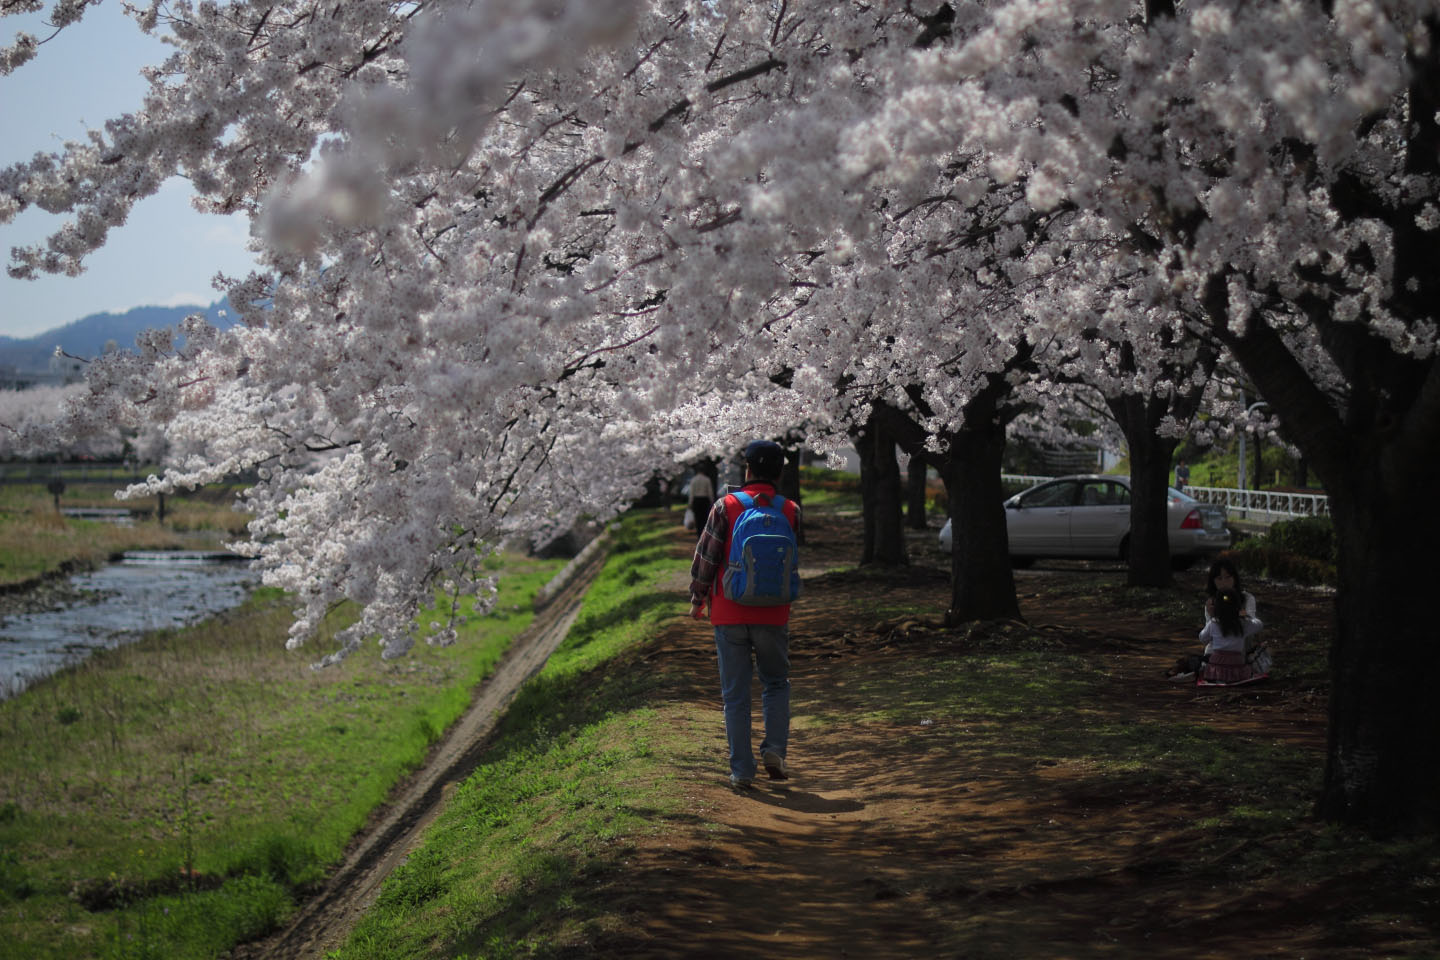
[743,440,785,479]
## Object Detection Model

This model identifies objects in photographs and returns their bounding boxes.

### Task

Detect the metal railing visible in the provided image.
[0,462,156,485]
[1000,474,1330,523]
[1182,484,1330,521]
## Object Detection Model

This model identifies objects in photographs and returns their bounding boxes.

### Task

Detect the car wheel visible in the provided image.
[1118,535,1130,563]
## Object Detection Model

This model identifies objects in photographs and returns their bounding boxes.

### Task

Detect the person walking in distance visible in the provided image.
[689,440,802,788]
[687,466,714,541]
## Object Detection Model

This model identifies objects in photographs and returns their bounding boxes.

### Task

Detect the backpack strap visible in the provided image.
[730,491,754,511]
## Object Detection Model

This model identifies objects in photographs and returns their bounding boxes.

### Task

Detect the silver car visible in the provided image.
[938,475,1231,568]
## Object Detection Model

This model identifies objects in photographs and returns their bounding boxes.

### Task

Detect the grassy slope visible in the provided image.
[0,552,564,960]
[334,510,700,959]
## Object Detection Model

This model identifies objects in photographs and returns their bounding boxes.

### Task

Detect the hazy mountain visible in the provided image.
[0,301,234,371]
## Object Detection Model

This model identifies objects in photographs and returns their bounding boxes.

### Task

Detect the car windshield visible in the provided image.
[1167,486,1197,504]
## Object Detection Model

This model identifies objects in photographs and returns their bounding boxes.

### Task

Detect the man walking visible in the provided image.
[686,466,714,541]
[689,440,802,788]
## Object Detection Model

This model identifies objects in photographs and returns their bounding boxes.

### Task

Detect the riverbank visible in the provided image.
[0,550,566,960]
[0,567,102,615]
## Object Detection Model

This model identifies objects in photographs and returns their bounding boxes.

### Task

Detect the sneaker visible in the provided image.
[729,773,753,788]
[1167,670,1196,684]
[762,750,788,780]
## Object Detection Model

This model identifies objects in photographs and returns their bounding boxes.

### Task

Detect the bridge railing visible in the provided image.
[999,474,1330,523]
[1182,484,1330,521]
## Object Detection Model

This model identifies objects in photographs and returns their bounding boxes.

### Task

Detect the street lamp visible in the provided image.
[1237,401,1269,512]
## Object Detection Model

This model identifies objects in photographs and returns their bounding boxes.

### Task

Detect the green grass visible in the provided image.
[0,551,566,960]
[796,465,862,509]
[333,510,699,959]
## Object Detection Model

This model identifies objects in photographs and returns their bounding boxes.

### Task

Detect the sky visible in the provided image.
[0,4,259,340]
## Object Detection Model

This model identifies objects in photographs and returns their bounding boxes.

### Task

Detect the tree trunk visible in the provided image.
[1125,429,1178,587]
[1253,428,1264,490]
[1205,271,1440,831]
[1291,456,1308,488]
[779,447,805,544]
[906,460,929,530]
[937,420,1020,624]
[1102,338,1217,588]
[869,364,1027,624]
[1106,393,1180,588]
[853,418,908,566]
[1318,467,1440,833]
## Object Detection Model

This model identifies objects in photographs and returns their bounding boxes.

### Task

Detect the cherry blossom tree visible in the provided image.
[6,0,1439,829]
[0,383,125,460]
[901,0,1440,830]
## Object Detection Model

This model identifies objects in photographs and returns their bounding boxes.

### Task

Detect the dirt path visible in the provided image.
[233,540,610,960]
[233,506,1435,959]
[590,511,1417,959]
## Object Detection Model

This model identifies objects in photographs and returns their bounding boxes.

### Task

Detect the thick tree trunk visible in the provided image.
[1124,430,1178,587]
[1206,270,1440,830]
[937,420,1020,624]
[868,362,1027,624]
[1107,393,1180,588]
[1102,336,1217,588]
[1318,470,1440,833]
[906,461,929,530]
[853,418,908,566]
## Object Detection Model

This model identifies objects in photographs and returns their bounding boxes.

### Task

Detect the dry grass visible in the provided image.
[0,508,195,585]
[0,483,249,586]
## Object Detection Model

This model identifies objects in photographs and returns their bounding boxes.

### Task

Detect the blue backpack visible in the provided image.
[721,491,800,606]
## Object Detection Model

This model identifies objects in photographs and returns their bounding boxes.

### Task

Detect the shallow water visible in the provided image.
[0,556,258,698]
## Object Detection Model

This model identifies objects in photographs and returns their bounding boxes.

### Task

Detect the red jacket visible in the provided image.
[688,481,802,626]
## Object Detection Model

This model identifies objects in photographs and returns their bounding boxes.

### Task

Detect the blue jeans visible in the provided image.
[714,623,790,780]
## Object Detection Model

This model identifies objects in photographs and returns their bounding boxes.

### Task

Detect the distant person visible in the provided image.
[687,469,714,540]
[689,440,801,788]
[1174,457,1190,490]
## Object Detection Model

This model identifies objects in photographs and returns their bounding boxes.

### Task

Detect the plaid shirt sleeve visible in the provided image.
[689,497,729,606]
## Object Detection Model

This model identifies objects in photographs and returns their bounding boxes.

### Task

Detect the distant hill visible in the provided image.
[0,301,235,371]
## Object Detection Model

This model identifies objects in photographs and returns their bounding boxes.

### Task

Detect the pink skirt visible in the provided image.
[1200,649,1268,685]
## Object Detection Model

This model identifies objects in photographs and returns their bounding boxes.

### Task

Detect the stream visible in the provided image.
[0,552,258,698]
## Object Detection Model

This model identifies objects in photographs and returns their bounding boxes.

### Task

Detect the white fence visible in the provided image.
[1181,484,1330,522]
[1000,474,1329,523]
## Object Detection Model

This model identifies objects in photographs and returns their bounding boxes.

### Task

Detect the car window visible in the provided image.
[1021,481,1079,508]
[1104,482,1130,505]
[1080,482,1107,506]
